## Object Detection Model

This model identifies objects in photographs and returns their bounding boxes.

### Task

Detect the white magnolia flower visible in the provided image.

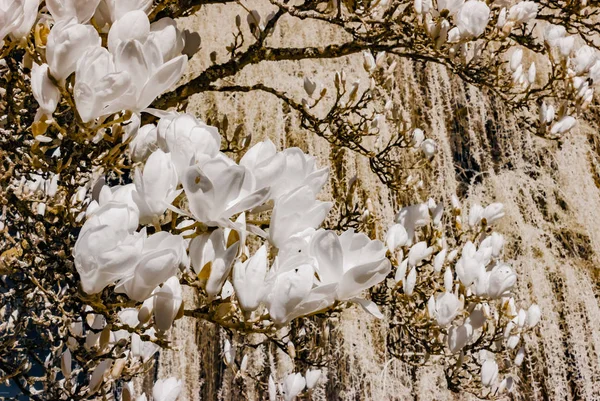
[480,359,499,387]
[240,141,329,200]
[31,63,61,120]
[486,263,516,298]
[108,11,187,112]
[281,373,306,401]
[456,1,490,39]
[233,245,268,313]
[407,241,433,267]
[130,123,159,161]
[46,0,101,23]
[152,377,182,401]
[115,231,187,301]
[404,266,417,295]
[526,304,541,328]
[190,228,239,300]
[305,369,321,390]
[433,248,447,272]
[572,45,597,74]
[433,291,461,326]
[309,229,391,300]
[0,0,25,44]
[74,201,143,294]
[156,113,221,177]
[148,17,186,63]
[455,241,488,287]
[269,186,332,248]
[448,323,473,353]
[395,203,430,245]
[131,331,160,362]
[183,154,270,226]
[507,1,538,24]
[482,202,505,224]
[94,0,152,28]
[46,19,101,81]
[385,223,409,253]
[438,0,464,15]
[132,149,179,224]
[74,47,134,123]
[550,116,576,135]
[153,276,183,332]
[8,0,39,40]
[89,359,112,393]
[510,49,523,72]
[420,138,437,158]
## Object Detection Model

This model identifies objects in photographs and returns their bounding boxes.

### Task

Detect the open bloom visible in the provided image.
[46,19,101,81]
[269,186,332,248]
[309,229,391,300]
[107,11,187,112]
[281,373,306,401]
[486,263,516,298]
[156,113,221,177]
[132,149,179,224]
[7,0,39,41]
[395,203,430,245]
[115,231,187,301]
[432,292,461,326]
[94,0,152,28]
[183,154,270,226]
[508,1,538,24]
[74,47,135,123]
[152,377,182,401]
[73,201,143,294]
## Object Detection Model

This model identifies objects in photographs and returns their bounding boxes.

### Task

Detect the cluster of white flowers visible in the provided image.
[386,197,541,393]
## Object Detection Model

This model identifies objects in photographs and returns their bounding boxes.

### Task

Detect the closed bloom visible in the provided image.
[282,373,306,401]
[385,223,409,253]
[233,245,268,313]
[46,19,101,81]
[448,323,473,353]
[153,276,183,332]
[46,0,101,23]
[407,241,433,267]
[265,260,315,326]
[305,369,321,390]
[572,45,597,75]
[527,304,541,328]
[94,0,152,28]
[420,138,437,158]
[31,63,61,120]
[108,11,187,111]
[482,202,505,224]
[487,263,516,298]
[0,0,25,45]
[190,228,239,300]
[152,377,182,401]
[550,116,576,135]
[130,123,158,162]
[157,113,221,177]
[115,231,187,302]
[508,1,538,24]
[309,229,391,300]
[74,47,134,123]
[9,0,39,41]
[132,149,179,224]
[270,186,331,248]
[183,154,270,226]
[73,201,143,294]
[456,1,490,39]
[480,359,499,387]
[433,292,461,326]
[438,0,464,15]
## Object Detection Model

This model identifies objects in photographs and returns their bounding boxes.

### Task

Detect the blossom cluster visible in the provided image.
[386,198,541,393]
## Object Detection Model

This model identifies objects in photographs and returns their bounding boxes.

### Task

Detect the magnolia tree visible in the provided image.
[3,0,598,399]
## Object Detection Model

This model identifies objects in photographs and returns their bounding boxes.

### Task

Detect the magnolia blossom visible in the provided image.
[107,11,187,111]
[183,154,270,226]
[240,141,329,200]
[455,1,490,39]
[480,359,499,387]
[153,276,183,332]
[233,245,268,313]
[448,323,473,353]
[486,263,516,298]
[94,0,152,28]
[74,201,142,294]
[507,1,538,24]
[190,228,239,299]
[281,373,306,401]
[46,0,101,23]
[132,149,179,224]
[433,292,461,326]
[130,123,158,161]
[46,19,101,81]
[31,63,61,120]
[550,116,576,135]
[152,377,182,401]
[156,113,221,177]
[395,203,430,244]
[115,231,187,301]
[385,223,408,253]
[305,369,321,390]
[74,47,134,123]
[310,229,391,300]
[7,0,39,40]
[269,186,332,248]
